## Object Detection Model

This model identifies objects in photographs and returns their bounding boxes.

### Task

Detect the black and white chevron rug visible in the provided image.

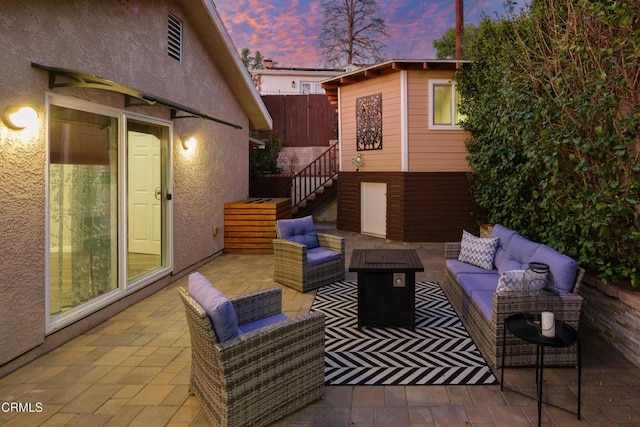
[311,280,498,386]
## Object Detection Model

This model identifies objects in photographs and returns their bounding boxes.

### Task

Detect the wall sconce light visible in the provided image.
[291,81,296,88]
[182,137,196,151]
[3,105,39,130]
[352,153,364,172]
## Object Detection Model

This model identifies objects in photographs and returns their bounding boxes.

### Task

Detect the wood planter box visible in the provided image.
[224,198,292,254]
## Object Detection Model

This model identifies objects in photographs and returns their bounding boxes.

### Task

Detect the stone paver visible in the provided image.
[1,226,638,426]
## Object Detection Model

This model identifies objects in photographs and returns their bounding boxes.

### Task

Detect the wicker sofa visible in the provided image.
[179,273,325,427]
[442,224,585,368]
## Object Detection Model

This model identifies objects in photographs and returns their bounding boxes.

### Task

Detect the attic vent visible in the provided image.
[167,13,183,62]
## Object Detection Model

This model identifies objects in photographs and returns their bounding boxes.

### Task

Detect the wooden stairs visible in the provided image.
[276,141,339,218]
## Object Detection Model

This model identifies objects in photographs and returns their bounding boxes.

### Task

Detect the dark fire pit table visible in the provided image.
[349,249,424,331]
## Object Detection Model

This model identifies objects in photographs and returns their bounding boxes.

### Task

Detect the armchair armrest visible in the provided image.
[273,238,307,262]
[317,233,345,254]
[445,241,461,259]
[231,288,282,325]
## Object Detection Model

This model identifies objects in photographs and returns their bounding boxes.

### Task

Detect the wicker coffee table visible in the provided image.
[349,249,424,330]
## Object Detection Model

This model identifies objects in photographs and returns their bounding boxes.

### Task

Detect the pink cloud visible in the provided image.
[215,0,511,68]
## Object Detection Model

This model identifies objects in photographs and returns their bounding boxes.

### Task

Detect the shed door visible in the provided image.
[361,182,386,238]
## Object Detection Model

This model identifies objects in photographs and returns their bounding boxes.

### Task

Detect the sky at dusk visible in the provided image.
[215,0,513,68]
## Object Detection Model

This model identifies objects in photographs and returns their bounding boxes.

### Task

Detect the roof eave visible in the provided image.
[180,0,272,130]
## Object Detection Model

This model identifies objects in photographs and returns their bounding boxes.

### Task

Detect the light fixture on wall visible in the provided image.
[3,105,39,130]
[352,153,364,172]
[291,81,296,88]
[182,137,196,151]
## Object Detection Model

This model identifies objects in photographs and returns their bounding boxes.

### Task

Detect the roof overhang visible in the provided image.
[179,0,272,130]
[32,62,243,129]
[321,59,470,109]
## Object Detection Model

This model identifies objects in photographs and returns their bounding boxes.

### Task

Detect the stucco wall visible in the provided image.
[0,0,250,368]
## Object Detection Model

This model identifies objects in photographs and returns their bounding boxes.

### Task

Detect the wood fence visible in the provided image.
[255,94,337,147]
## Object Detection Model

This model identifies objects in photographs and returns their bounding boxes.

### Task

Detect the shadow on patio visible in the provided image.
[1,225,638,426]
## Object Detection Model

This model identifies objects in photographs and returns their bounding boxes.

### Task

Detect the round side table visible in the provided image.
[500,313,581,427]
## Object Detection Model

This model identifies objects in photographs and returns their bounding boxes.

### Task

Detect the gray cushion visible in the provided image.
[188,272,241,342]
[496,269,526,292]
[457,230,499,270]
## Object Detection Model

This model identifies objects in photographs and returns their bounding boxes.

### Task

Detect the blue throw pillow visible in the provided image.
[188,272,241,342]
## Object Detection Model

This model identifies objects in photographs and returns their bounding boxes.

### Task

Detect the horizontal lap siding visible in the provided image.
[407,70,470,172]
[401,173,479,241]
[340,75,402,172]
[338,172,479,242]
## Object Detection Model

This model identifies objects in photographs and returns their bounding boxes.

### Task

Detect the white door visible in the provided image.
[127,131,161,255]
[361,182,387,238]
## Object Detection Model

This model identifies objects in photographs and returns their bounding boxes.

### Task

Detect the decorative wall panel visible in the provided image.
[356,93,382,151]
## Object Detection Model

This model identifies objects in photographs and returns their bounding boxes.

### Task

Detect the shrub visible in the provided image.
[457,0,639,286]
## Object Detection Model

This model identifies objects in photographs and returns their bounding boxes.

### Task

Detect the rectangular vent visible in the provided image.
[168,13,183,62]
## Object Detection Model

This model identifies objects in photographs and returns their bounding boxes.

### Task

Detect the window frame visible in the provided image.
[428,79,462,130]
[45,93,174,334]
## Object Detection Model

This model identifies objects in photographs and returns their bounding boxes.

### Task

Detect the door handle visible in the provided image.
[154,187,162,200]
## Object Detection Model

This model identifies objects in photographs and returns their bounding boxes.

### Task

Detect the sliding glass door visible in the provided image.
[126,120,168,283]
[47,97,172,331]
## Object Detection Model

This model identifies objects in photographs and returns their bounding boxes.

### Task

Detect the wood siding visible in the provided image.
[256,94,337,147]
[338,69,470,173]
[224,198,292,253]
[407,70,470,172]
[340,74,402,172]
[337,172,479,242]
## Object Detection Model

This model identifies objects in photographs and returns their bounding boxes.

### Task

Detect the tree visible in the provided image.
[240,48,265,70]
[319,0,388,67]
[432,25,479,59]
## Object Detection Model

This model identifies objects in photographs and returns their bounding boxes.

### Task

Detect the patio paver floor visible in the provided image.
[1,225,639,426]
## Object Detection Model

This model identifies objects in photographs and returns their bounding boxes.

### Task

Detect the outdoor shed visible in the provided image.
[0,0,271,375]
[322,60,479,242]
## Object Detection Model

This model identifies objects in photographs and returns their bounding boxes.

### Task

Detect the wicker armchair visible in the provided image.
[273,216,345,293]
[178,286,325,427]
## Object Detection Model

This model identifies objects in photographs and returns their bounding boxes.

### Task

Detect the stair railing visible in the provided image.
[276,141,339,211]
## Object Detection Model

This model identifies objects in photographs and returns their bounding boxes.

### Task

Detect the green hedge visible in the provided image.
[456,0,639,286]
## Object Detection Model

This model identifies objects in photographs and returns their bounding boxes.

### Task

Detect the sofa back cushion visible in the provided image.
[276,215,319,249]
[188,272,241,342]
[506,233,541,264]
[530,245,578,293]
[489,224,517,271]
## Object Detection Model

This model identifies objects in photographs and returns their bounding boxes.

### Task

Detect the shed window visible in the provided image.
[168,13,183,62]
[429,80,464,130]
